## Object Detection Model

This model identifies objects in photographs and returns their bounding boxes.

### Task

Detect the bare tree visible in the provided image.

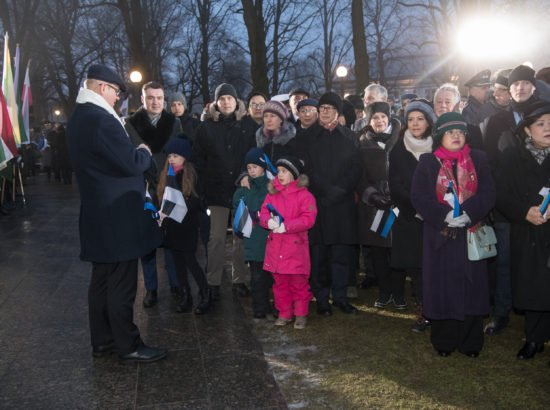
[351,0,370,94]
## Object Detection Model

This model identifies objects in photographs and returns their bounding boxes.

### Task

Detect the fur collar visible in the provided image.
[268,174,309,194]
[127,107,177,153]
[256,122,296,148]
[359,118,401,152]
[207,99,248,122]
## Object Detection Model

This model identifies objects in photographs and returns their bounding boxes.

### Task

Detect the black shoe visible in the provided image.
[393,299,408,310]
[333,301,359,314]
[484,316,509,335]
[317,306,333,316]
[119,345,167,363]
[233,283,250,297]
[438,350,451,357]
[143,290,158,308]
[176,286,192,313]
[374,294,393,309]
[194,287,211,315]
[411,319,430,333]
[517,341,544,360]
[253,312,267,319]
[463,351,479,358]
[358,277,377,290]
[209,285,221,301]
[170,286,180,297]
[92,342,116,358]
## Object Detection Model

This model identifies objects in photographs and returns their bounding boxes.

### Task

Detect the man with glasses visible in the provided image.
[66,64,166,363]
[124,81,183,308]
[288,87,310,125]
[296,99,318,132]
[247,92,267,125]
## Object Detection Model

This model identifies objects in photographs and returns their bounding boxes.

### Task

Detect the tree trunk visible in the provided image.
[351,0,369,94]
[241,0,269,95]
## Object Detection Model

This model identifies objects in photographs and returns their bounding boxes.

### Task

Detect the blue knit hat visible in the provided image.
[164,138,192,160]
[244,147,267,169]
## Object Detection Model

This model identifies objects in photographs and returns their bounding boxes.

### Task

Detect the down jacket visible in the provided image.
[259,175,317,275]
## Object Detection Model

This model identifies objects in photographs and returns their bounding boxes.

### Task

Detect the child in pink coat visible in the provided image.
[260,155,317,328]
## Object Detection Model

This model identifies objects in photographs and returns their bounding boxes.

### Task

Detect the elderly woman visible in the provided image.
[389,99,436,332]
[411,112,495,358]
[357,102,402,309]
[496,101,550,361]
[256,99,297,162]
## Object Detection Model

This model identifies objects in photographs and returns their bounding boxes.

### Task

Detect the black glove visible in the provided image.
[369,191,393,210]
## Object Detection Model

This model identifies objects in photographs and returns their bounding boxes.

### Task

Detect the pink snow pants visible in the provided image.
[272,273,313,319]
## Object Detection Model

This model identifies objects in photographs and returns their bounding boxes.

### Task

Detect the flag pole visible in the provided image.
[11,161,15,201]
[17,160,26,205]
[1,177,5,205]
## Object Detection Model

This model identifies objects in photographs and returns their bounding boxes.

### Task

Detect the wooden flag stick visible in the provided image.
[17,161,26,205]
[12,161,16,202]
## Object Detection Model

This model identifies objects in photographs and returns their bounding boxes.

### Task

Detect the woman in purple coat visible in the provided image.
[411,112,495,358]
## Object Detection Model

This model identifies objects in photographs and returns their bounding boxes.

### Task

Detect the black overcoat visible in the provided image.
[496,145,550,311]
[66,102,162,263]
[411,149,495,320]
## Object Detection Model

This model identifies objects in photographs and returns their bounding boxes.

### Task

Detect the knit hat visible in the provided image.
[289,87,309,98]
[345,94,364,111]
[262,100,288,122]
[214,83,238,102]
[164,138,192,160]
[434,112,468,140]
[275,155,304,180]
[508,65,536,87]
[167,92,187,109]
[364,101,391,125]
[318,91,343,114]
[405,98,437,125]
[297,98,318,110]
[244,147,267,169]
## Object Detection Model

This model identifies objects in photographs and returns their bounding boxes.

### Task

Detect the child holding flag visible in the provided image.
[260,156,317,329]
[157,138,210,315]
[233,148,272,318]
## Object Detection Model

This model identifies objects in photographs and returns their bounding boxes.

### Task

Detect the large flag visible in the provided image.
[160,164,187,222]
[2,33,22,146]
[13,44,19,98]
[20,62,31,142]
[0,88,17,168]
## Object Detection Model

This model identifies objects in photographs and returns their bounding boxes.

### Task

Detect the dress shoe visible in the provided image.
[517,341,544,360]
[143,290,158,308]
[194,287,211,315]
[463,351,479,358]
[119,344,167,363]
[358,277,377,290]
[374,294,393,309]
[333,301,359,314]
[92,342,116,358]
[438,350,451,357]
[484,315,509,335]
[317,306,333,316]
[233,283,250,297]
[253,312,267,319]
[176,286,192,313]
[393,299,408,310]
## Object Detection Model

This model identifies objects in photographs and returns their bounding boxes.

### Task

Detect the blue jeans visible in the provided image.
[141,248,178,291]
[493,222,512,317]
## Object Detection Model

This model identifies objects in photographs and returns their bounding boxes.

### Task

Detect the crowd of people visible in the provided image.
[64,62,550,365]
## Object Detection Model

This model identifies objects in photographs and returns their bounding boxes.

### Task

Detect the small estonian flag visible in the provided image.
[233,197,253,238]
[443,181,460,217]
[264,153,277,180]
[370,207,399,238]
[160,164,188,223]
[539,178,550,216]
[144,190,159,220]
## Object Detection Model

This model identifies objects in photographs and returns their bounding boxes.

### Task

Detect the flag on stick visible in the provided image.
[233,197,252,238]
[144,189,159,220]
[20,61,31,143]
[13,44,19,98]
[0,89,17,164]
[160,164,187,222]
[443,181,460,217]
[370,207,400,238]
[2,33,22,146]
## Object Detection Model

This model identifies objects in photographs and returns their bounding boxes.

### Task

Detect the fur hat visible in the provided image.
[167,92,187,110]
[262,100,288,122]
[276,155,304,180]
[164,138,192,160]
[318,92,343,114]
[509,65,536,87]
[405,98,437,125]
[244,147,267,169]
[214,83,238,102]
[364,101,391,125]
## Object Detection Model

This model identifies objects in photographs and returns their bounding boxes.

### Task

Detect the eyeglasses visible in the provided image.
[250,103,265,109]
[443,129,466,137]
[299,108,316,114]
[319,105,336,112]
[102,83,121,96]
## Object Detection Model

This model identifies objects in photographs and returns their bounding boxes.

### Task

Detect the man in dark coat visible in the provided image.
[193,83,258,300]
[297,92,363,316]
[288,87,309,126]
[477,69,512,137]
[124,81,183,308]
[462,69,492,125]
[167,92,200,143]
[66,64,166,363]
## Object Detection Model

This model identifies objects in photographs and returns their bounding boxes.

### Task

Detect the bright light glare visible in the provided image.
[336,66,348,78]
[129,70,142,83]
[456,17,535,61]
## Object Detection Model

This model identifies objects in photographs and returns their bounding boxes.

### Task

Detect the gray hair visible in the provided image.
[434,83,461,106]
[364,84,388,100]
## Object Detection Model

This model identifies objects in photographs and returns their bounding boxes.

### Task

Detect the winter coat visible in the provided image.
[462,95,483,125]
[162,172,206,253]
[410,149,495,320]
[388,137,423,268]
[192,100,258,208]
[356,119,400,247]
[177,111,200,144]
[477,97,510,136]
[256,121,298,162]
[260,175,317,275]
[233,173,270,262]
[484,110,521,171]
[496,144,550,311]
[66,102,162,263]
[295,122,363,245]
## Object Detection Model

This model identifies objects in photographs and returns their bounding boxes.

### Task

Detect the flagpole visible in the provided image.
[11,161,15,201]
[16,160,26,205]
[1,177,5,204]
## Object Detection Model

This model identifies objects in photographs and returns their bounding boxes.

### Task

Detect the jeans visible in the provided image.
[140,248,178,291]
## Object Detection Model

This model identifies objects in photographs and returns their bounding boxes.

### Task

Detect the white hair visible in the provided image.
[364,84,388,100]
[434,83,461,105]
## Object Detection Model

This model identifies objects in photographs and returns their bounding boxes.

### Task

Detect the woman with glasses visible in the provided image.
[411,112,495,358]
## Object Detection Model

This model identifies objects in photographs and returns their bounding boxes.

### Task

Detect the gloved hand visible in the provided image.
[268,218,280,230]
[445,211,470,228]
[370,191,393,210]
[273,222,286,233]
[452,212,471,227]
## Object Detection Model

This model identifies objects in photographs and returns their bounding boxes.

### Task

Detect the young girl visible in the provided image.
[158,138,210,315]
[260,155,317,328]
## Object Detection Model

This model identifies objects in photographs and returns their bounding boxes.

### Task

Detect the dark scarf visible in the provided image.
[128,107,177,153]
[510,94,538,115]
[525,138,550,165]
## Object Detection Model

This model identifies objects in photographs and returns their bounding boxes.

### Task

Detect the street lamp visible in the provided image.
[130,70,142,83]
[54,109,61,117]
[336,65,348,97]
[129,70,143,112]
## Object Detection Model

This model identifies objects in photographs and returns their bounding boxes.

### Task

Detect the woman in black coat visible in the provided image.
[411,112,495,358]
[389,99,436,332]
[496,101,550,361]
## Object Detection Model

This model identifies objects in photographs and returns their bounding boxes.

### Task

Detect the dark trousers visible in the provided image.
[371,246,406,301]
[310,243,350,307]
[406,268,422,305]
[524,310,550,344]
[249,261,272,315]
[430,315,484,353]
[89,260,141,355]
[491,222,512,317]
[171,248,208,291]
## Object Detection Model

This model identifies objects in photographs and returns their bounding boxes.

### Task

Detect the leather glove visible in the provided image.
[370,191,393,210]
[273,222,286,233]
[267,218,280,230]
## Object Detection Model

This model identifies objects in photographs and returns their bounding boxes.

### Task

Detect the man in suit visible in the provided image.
[66,64,166,363]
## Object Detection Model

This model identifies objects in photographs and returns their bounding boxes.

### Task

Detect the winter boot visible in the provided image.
[411,303,430,333]
[176,286,192,313]
[194,287,211,315]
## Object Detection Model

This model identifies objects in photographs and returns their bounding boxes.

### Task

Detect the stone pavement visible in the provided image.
[0,175,287,409]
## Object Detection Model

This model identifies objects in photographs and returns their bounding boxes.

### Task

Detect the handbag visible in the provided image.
[467,223,497,261]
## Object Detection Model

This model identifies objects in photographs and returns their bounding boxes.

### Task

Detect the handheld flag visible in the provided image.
[160,164,187,222]
[2,33,22,146]
[144,190,159,220]
[264,153,277,180]
[20,61,32,142]
[370,207,400,238]
[539,179,550,216]
[266,203,284,224]
[233,197,253,238]
[443,181,460,217]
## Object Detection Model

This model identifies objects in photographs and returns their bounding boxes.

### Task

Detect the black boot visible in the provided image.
[143,290,157,308]
[194,287,211,315]
[176,286,192,313]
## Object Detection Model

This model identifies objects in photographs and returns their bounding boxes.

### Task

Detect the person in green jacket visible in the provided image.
[233,148,272,318]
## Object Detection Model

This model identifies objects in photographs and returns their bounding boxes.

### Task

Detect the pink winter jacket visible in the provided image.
[259,175,317,275]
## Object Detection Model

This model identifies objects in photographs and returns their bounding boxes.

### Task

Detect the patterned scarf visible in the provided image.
[434,144,477,206]
[525,138,550,165]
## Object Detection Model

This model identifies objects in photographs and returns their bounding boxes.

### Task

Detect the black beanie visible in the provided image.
[275,155,304,180]
[244,147,267,170]
[508,65,536,87]
[342,100,356,128]
[214,83,238,102]
[318,91,343,114]
[364,102,391,125]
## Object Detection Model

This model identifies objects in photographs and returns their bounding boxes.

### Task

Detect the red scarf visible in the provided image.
[173,165,184,174]
[434,144,477,206]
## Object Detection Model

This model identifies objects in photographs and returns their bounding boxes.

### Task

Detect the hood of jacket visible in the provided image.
[268,174,309,195]
[206,99,248,122]
[256,121,296,148]
[127,107,177,153]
